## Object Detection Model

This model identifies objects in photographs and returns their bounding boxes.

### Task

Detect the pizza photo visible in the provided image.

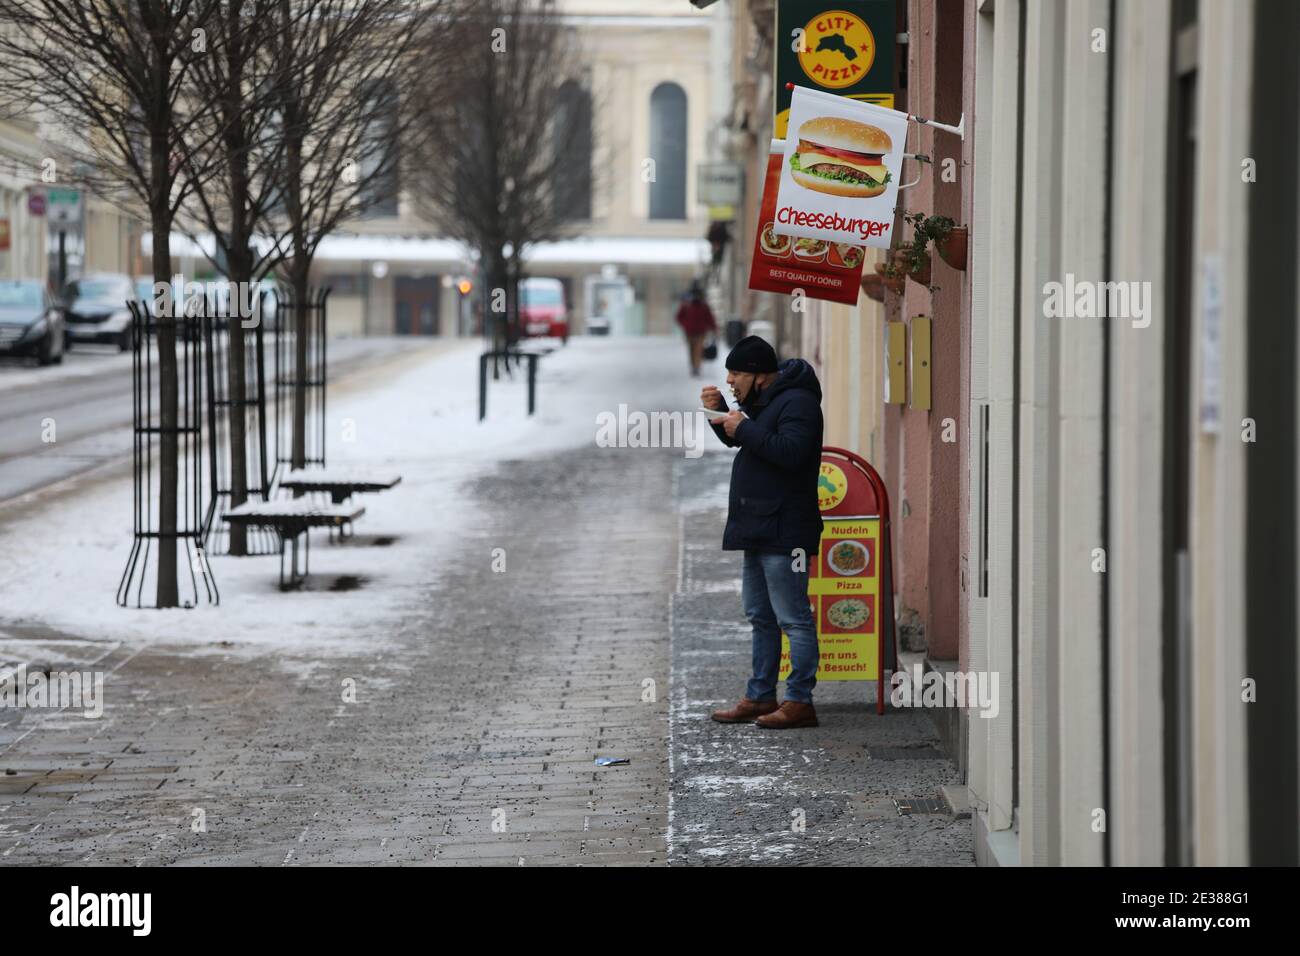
[826,598,870,631]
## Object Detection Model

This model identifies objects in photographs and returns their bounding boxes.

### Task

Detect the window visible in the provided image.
[555,81,592,220]
[648,82,687,220]
[0,281,44,309]
[360,80,400,218]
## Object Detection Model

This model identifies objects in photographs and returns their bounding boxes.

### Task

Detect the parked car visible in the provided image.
[0,279,64,365]
[519,277,569,342]
[61,273,135,350]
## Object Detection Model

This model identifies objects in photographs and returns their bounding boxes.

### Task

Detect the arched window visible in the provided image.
[555,80,592,221]
[648,82,687,220]
[360,79,400,218]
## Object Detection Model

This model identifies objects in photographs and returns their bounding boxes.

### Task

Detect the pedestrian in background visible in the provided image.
[702,335,824,729]
[675,281,717,377]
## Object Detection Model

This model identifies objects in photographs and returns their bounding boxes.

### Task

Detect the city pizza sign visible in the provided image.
[773,0,896,138]
[799,11,877,86]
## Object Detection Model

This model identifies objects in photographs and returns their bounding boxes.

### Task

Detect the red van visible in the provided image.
[519,277,568,342]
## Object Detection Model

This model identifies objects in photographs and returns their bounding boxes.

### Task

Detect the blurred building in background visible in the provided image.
[2,112,145,289]
[311,0,726,338]
[1,10,145,290]
[724,0,1298,867]
[0,117,47,282]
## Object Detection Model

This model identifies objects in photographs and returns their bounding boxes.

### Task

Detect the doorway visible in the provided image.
[394,276,440,335]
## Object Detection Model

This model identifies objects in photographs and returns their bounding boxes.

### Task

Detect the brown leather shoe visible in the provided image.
[754,701,819,729]
[711,697,779,723]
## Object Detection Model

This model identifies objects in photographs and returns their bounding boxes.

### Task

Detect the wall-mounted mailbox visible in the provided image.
[884,320,906,404]
[910,316,932,410]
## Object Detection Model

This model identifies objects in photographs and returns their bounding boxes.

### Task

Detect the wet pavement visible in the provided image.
[0,338,973,866]
[0,442,677,865]
[668,451,975,866]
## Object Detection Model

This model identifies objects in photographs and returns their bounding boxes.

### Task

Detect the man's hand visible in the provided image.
[721,410,745,437]
[701,385,727,411]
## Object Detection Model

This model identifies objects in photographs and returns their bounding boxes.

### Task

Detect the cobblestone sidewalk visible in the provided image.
[0,443,679,866]
[668,451,975,866]
[1,392,974,867]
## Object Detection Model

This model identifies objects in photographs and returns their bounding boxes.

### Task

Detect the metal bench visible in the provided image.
[277,468,402,504]
[223,500,364,589]
[276,468,401,542]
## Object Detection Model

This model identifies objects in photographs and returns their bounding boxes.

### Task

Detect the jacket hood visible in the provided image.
[751,357,822,407]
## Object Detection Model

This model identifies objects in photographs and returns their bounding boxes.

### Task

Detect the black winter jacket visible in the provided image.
[710,358,824,555]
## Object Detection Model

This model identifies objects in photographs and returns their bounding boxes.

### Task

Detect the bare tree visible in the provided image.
[262,0,433,470]
[179,0,289,554]
[0,0,220,607]
[410,0,594,352]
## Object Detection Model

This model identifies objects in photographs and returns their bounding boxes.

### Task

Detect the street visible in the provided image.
[0,336,970,865]
[0,338,421,504]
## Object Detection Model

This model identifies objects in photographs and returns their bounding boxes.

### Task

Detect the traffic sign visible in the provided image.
[696,162,743,206]
[46,188,82,227]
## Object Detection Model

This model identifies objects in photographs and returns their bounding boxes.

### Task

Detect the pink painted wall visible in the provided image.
[881,0,971,664]
[957,0,976,677]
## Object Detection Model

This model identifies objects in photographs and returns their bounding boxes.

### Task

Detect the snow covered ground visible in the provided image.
[0,346,134,395]
[0,334,728,666]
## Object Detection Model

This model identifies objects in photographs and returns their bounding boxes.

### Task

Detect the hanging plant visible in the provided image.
[936,225,969,270]
[906,250,932,286]
[861,272,885,303]
[873,213,967,291]
[874,260,905,294]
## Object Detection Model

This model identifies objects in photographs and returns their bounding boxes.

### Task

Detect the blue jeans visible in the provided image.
[742,549,819,704]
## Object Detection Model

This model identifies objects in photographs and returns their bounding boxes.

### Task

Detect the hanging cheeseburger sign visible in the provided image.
[748,139,866,305]
[773,85,909,249]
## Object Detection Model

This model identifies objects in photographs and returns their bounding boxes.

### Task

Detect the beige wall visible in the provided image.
[972,0,1265,867]
[83,199,139,276]
[812,288,884,466]
[329,294,365,338]
[1187,0,1252,866]
[0,120,48,281]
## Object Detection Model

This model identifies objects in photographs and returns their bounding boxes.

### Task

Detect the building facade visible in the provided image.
[0,119,49,283]
[0,117,143,289]
[312,0,726,338]
[725,0,1299,866]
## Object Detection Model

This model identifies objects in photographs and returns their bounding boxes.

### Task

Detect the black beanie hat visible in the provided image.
[725,335,778,373]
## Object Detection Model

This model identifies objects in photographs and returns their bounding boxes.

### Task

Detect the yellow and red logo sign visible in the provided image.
[817,461,848,511]
[798,10,877,89]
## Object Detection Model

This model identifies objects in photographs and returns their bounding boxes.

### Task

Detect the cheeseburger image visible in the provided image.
[789,116,893,198]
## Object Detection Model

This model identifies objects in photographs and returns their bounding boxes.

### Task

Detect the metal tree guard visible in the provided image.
[273,287,330,487]
[202,289,274,555]
[116,300,218,608]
